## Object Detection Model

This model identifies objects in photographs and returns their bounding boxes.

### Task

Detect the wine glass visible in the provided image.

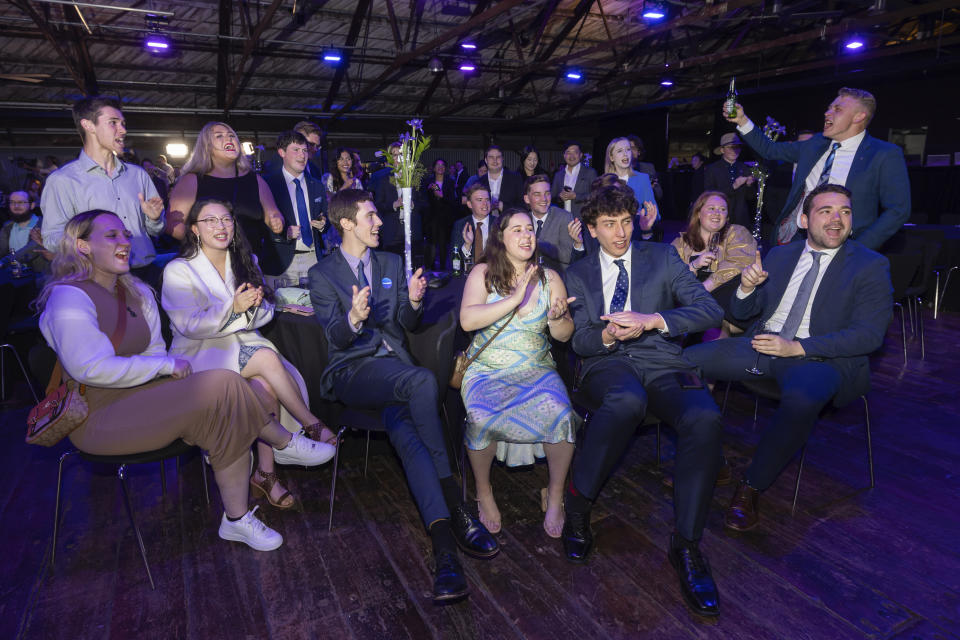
[746,322,779,375]
[708,232,720,254]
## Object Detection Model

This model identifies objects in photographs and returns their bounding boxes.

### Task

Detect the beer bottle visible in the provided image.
[724,77,738,119]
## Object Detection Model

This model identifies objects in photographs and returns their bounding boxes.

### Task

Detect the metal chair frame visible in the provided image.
[0,342,39,404]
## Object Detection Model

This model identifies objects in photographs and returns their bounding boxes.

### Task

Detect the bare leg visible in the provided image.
[214,451,253,519]
[466,443,501,533]
[242,349,336,442]
[542,440,574,538]
[246,376,294,507]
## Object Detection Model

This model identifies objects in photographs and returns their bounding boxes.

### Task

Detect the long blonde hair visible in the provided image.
[34,210,147,311]
[604,137,635,176]
[180,121,252,176]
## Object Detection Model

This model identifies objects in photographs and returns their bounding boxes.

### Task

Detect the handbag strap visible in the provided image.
[45,283,132,395]
[462,308,517,368]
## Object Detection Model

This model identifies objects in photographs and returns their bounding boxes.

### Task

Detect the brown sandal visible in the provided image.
[250,469,295,510]
[303,422,338,445]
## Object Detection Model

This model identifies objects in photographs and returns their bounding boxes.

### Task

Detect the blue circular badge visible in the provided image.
[381,277,393,289]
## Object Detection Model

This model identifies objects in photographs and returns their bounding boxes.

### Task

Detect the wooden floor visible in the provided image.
[1,308,958,640]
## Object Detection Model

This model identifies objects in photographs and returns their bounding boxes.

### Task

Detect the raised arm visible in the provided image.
[166,172,198,241]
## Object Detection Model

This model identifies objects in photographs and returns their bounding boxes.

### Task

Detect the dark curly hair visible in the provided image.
[480,208,545,297]
[176,198,274,303]
[580,179,639,227]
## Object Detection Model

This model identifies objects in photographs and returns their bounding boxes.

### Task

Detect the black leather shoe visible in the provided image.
[668,534,720,617]
[561,508,593,563]
[450,503,500,559]
[432,550,468,603]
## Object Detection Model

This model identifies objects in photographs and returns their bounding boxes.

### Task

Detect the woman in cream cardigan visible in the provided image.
[162,199,336,509]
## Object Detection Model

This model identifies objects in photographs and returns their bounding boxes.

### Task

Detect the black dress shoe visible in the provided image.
[450,503,500,559]
[668,534,720,617]
[433,550,469,603]
[561,508,593,563]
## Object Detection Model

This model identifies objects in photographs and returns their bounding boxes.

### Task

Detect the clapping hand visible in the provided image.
[548,296,576,321]
[349,284,371,328]
[739,250,768,294]
[567,218,583,246]
[600,311,665,341]
[266,211,285,234]
[462,222,474,253]
[233,282,260,314]
[509,263,538,307]
[171,358,193,379]
[408,267,427,305]
[637,201,658,232]
[138,192,164,220]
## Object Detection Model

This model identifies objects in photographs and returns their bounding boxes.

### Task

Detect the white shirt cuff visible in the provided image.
[737,120,755,135]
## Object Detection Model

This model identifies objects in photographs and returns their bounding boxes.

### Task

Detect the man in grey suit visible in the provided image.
[551,141,598,218]
[523,173,584,274]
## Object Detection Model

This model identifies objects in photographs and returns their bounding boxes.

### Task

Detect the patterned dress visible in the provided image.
[462,280,580,467]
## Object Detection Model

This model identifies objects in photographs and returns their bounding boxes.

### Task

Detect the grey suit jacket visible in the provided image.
[551,164,598,218]
[532,205,584,274]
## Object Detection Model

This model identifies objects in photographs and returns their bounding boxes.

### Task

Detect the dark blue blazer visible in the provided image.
[742,126,910,250]
[565,242,724,382]
[731,239,892,406]
[308,249,421,399]
[448,214,498,263]
[261,166,328,275]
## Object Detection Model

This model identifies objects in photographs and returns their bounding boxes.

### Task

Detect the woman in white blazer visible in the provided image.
[162,199,336,509]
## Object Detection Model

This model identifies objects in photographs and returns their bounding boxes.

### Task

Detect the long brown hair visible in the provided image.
[481,208,545,297]
[176,199,274,303]
[680,191,730,253]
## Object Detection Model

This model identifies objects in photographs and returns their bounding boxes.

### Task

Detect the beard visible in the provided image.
[9,211,33,224]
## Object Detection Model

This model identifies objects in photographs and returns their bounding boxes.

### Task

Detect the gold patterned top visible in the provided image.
[671,223,757,289]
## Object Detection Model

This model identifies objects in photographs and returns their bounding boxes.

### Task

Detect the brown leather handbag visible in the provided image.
[448,309,516,389]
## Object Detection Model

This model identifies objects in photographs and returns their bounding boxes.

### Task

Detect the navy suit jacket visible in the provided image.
[261,166,328,275]
[308,250,421,399]
[742,126,910,250]
[550,164,598,218]
[731,239,892,406]
[565,242,724,383]
[479,170,524,211]
[449,214,498,263]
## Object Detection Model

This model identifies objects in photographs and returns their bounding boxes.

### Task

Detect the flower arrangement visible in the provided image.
[380,119,431,190]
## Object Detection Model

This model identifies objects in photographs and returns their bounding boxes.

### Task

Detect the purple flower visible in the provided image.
[406,118,423,131]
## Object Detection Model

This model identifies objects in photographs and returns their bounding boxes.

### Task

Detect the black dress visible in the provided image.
[195,172,266,258]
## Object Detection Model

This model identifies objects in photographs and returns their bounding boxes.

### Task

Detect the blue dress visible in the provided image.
[461,280,579,467]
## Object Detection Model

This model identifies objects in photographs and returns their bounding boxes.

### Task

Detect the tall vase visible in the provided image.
[400,186,413,280]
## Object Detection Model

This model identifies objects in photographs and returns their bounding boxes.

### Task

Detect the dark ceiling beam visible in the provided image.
[216,0,232,110]
[406,0,427,51]
[9,0,93,95]
[382,0,403,50]
[322,0,373,111]
[224,0,285,111]
[430,0,763,120]
[415,71,446,114]
[526,0,564,57]
[329,0,528,121]
[71,24,99,95]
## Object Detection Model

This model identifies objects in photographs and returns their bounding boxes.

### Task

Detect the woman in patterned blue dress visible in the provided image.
[459,209,579,538]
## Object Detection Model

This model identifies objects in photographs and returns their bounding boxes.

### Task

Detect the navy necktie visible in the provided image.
[817,142,842,187]
[536,219,543,238]
[356,261,369,290]
[293,177,312,247]
[610,259,629,313]
[779,251,824,341]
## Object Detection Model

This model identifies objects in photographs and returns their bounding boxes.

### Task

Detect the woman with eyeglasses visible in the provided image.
[162,199,337,510]
[39,209,334,550]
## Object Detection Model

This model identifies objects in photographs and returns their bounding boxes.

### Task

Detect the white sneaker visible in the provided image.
[218,506,283,551]
[272,432,336,466]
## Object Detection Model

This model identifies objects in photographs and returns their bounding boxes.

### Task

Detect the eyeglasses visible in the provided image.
[9,200,30,206]
[197,216,235,227]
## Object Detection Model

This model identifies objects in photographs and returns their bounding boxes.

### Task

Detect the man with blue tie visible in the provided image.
[726,87,910,250]
[308,190,499,604]
[562,181,725,617]
[685,184,892,531]
[262,130,337,286]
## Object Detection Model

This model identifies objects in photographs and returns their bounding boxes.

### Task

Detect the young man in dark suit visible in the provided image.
[261,130,334,285]
[523,173,584,274]
[308,190,498,603]
[562,181,725,618]
[478,144,523,212]
[685,184,892,530]
[726,87,910,250]
[550,141,598,219]
[449,182,497,266]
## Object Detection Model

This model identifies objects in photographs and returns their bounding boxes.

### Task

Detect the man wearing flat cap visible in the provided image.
[703,133,756,228]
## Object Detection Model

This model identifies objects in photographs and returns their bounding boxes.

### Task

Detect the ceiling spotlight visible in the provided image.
[165,143,188,158]
[428,56,443,73]
[144,33,171,53]
[322,50,343,63]
[460,42,477,50]
[844,37,865,50]
[565,68,583,82]
[642,3,666,20]
[660,78,674,86]
[459,61,476,73]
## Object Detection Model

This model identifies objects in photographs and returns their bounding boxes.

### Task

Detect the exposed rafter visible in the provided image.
[224,0,285,112]
[323,0,374,112]
[10,0,96,95]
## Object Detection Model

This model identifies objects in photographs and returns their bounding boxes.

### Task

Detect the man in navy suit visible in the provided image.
[727,87,909,250]
[308,190,498,603]
[478,144,523,213]
[261,130,336,285]
[685,184,892,531]
[563,181,724,618]
[449,182,497,267]
[551,141,598,219]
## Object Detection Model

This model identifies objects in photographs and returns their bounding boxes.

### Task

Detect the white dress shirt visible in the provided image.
[738,241,840,340]
[599,247,632,314]
[487,172,503,201]
[563,163,581,212]
[282,167,312,252]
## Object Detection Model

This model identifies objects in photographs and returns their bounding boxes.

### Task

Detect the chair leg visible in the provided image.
[327,426,347,532]
[721,381,731,416]
[917,297,925,360]
[934,270,941,319]
[363,430,371,478]
[862,396,874,489]
[906,296,915,335]
[118,464,156,590]
[936,266,957,321]
[895,302,907,364]
[0,344,39,404]
[200,456,210,506]
[440,403,463,480]
[51,449,79,570]
[655,424,661,468]
[791,447,807,516]
[460,418,469,503]
[753,396,759,427]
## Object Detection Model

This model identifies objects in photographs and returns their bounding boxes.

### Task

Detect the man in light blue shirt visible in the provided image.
[41,96,164,278]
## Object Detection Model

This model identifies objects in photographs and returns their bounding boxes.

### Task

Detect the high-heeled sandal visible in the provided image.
[250,469,295,510]
[303,422,339,445]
